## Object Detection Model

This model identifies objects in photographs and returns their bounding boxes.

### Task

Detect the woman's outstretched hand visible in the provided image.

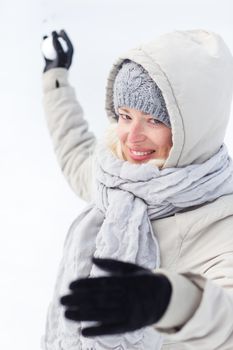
[41,29,74,73]
[60,257,172,337]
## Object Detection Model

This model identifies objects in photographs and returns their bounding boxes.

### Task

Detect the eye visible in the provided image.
[148,118,162,125]
[119,113,131,120]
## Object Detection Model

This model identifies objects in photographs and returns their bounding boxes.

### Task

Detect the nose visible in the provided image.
[127,120,146,143]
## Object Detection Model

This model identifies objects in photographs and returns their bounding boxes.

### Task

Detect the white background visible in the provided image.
[0,0,233,349]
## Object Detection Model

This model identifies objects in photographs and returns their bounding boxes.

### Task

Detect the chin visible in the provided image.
[126,155,166,168]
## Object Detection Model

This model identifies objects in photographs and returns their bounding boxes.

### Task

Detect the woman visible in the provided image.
[41,29,233,349]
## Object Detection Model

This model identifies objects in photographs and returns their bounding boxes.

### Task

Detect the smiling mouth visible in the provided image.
[130,149,155,156]
[128,148,156,160]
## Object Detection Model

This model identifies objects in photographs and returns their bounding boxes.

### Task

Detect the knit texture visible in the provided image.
[113,60,171,128]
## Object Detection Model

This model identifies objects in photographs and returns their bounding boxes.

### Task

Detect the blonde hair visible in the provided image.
[103,123,167,169]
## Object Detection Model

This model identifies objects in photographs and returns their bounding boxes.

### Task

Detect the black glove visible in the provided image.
[60,257,172,337]
[42,30,74,73]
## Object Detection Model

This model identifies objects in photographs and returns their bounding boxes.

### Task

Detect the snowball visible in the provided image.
[41,36,68,60]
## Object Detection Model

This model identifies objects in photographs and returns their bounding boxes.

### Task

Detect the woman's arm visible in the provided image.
[153,255,233,349]
[42,67,97,202]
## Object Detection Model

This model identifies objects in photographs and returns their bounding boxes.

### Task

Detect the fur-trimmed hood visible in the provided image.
[104,29,233,168]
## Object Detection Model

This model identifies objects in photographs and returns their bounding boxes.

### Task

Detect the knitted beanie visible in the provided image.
[113,60,171,128]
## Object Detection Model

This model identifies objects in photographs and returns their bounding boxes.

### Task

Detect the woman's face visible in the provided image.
[116,107,173,164]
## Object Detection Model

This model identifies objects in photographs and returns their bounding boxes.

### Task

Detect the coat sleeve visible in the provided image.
[153,255,233,349]
[42,67,97,202]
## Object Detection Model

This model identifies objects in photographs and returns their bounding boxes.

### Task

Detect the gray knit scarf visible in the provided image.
[42,142,233,350]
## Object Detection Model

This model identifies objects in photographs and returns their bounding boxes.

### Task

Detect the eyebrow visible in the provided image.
[118,108,148,115]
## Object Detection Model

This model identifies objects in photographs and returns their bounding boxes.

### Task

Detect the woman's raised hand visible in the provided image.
[41,30,74,73]
[60,257,172,337]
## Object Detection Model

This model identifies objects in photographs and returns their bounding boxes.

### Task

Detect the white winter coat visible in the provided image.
[42,29,233,349]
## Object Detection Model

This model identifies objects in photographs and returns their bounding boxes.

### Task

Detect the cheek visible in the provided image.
[164,130,173,147]
[116,125,126,143]
[150,129,173,147]
[160,132,172,149]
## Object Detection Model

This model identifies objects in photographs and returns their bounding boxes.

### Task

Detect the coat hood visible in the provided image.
[105,29,233,168]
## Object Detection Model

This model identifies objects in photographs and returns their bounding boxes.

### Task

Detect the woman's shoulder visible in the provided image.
[173,193,233,239]
[178,193,233,215]
[191,193,233,214]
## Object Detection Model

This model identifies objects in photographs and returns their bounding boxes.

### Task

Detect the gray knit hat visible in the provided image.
[113,60,171,128]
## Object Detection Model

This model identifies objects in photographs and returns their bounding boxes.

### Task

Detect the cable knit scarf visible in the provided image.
[42,142,233,350]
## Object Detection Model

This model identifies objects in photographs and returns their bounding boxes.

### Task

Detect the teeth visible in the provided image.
[131,150,154,156]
